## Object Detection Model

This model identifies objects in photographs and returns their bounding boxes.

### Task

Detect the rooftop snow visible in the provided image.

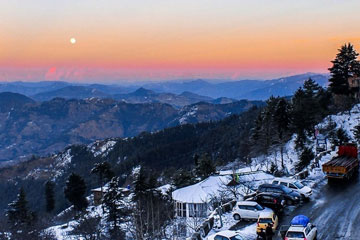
[172,175,231,203]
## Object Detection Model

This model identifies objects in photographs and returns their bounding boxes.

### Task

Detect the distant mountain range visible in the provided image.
[142,73,329,100]
[32,86,236,107]
[0,92,263,162]
[0,73,329,101]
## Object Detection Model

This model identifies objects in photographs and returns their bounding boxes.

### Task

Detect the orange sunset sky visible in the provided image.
[1,0,360,82]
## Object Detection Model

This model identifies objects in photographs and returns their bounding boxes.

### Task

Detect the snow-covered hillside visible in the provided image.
[43,104,360,239]
[251,104,360,175]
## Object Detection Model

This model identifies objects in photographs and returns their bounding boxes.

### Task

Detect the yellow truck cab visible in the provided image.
[256,211,278,234]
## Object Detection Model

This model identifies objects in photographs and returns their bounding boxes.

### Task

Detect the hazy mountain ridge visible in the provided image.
[0,95,263,162]
[31,86,238,107]
[0,73,328,102]
[0,107,260,214]
[143,73,329,100]
[0,92,35,112]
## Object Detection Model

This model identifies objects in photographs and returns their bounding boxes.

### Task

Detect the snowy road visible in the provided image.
[229,174,360,240]
[277,174,360,240]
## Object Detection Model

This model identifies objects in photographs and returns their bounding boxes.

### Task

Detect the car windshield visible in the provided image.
[230,235,243,240]
[255,204,264,210]
[259,218,273,223]
[294,181,304,189]
[286,231,305,238]
[281,186,292,193]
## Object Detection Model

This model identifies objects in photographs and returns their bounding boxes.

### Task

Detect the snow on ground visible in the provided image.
[200,105,360,239]
[88,139,117,157]
[219,167,260,176]
[55,149,73,168]
[179,106,198,124]
[317,104,360,139]
[47,105,360,239]
[250,134,299,175]
[157,184,172,195]
[47,204,108,240]
[206,211,257,240]
[52,149,73,180]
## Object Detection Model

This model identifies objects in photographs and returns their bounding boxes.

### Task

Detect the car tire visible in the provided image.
[233,214,241,221]
[286,199,293,205]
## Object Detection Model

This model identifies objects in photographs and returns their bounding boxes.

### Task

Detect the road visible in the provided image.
[276,174,360,240]
[231,173,360,240]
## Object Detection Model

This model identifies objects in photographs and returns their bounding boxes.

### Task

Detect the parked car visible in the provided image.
[280,215,317,240]
[232,201,273,221]
[272,178,312,200]
[253,192,286,212]
[256,211,279,236]
[257,184,301,205]
[208,230,244,240]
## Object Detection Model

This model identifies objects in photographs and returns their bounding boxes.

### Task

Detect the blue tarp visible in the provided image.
[290,215,310,227]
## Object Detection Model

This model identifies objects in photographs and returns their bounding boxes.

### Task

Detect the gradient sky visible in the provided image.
[1,0,360,82]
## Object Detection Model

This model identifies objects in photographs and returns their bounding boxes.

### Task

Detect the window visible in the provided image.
[280,182,288,187]
[273,181,279,184]
[289,183,297,189]
[230,236,243,240]
[245,206,254,211]
[259,218,273,224]
[294,181,304,189]
[189,203,207,217]
[238,205,246,210]
[214,236,225,240]
[286,232,305,238]
[255,204,264,210]
[305,226,311,235]
[189,203,196,217]
[175,202,187,217]
[271,188,283,194]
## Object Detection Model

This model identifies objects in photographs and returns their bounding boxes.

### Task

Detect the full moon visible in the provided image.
[70,37,76,44]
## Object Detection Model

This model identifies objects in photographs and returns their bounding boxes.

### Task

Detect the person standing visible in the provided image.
[265,223,274,240]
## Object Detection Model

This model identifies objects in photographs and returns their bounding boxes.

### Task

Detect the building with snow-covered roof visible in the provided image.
[172,175,232,218]
[172,170,275,218]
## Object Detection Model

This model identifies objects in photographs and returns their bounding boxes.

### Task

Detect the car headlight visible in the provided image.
[295,197,299,200]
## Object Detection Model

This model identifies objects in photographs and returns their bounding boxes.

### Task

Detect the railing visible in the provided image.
[187,200,237,240]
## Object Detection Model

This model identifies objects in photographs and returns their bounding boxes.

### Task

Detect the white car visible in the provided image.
[207,230,244,240]
[285,223,317,240]
[272,178,312,199]
[232,201,273,221]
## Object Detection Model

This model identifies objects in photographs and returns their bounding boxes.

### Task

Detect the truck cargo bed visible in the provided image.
[323,156,357,168]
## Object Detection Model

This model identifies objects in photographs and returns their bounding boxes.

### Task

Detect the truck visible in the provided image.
[279,215,317,240]
[322,144,359,180]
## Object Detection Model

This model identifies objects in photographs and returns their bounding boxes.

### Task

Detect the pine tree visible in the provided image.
[45,181,55,213]
[273,98,290,167]
[102,177,127,239]
[91,162,114,211]
[291,79,328,148]
[133,166,148,199]
[273,98,290,140]
[195,153,216,179]
[295,147,314,172]
[336,128,350,146]
[91,162,114,189]
[6,188,36,234]
[173,169,194,188]
[329,43,360,95]
[64,173,88,211]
